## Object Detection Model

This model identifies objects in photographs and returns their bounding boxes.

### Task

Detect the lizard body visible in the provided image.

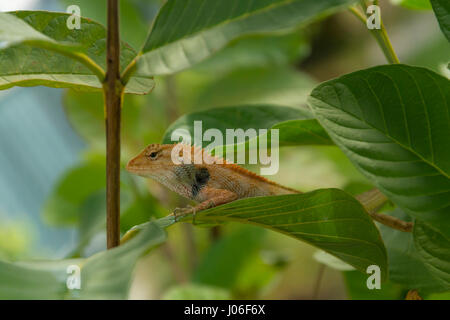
[126,143,299,214]
[126,144,411,233]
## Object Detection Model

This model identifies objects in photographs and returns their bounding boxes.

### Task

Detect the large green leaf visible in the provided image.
[431,0,450,41]
[414,220,450,290]
[308,65,450,230]
[135,0,355,76]
[379,209,447,293]
[180,189,388,278]
[0,11,153,94]
[0,221,167,299]
[192,33,310,75]
[162,105,332,148]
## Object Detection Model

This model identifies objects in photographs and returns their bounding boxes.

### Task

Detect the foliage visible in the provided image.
[0,0,448,300]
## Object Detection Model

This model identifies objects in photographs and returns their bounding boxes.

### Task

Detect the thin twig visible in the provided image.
[105,0,123,249]
[356,189,413,232]
[349,2,400,64]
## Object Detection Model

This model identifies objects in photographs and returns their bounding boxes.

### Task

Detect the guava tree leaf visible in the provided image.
[308,64,450,230]
[413,219,450,291]
[0,221,167,299]
[0,11,153,94]
[431,0,450,41]
[379,209,447,293]
[180,189,388,279]
[162,105,332,148]
[136,0,356,76]
[274,119,333,146]
[192,33,310,74]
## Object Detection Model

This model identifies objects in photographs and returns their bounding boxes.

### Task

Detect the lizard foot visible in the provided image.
[173,205,195,222]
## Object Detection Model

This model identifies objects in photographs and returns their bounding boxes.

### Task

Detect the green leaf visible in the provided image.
[181,189,388,279]
[380,208,448,293]
[136,0,356,76]
[162,105,332,148]
[431,0,450,41]
[392,0,432,10]
[0,11,153,94]
[192,33,310,74]
[0,221,167,299]
[162,283,231,300]
[308,64,450,229]
[274,119,333,146]
[414,220,450,290]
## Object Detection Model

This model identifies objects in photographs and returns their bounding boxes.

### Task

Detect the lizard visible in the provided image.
[126,143,413,231]
[126,143,300,219]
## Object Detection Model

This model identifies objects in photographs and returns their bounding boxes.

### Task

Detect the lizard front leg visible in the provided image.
[172,187,238,221]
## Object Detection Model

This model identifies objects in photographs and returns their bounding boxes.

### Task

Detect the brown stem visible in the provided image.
[356,189,413,232]
[105,0,123,249]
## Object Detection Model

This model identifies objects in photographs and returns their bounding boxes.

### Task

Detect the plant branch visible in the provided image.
[104,0,123,249]
[356,189,413,232]
[349,2,400,64]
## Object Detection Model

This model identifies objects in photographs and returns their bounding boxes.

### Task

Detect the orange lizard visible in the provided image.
[126,143,299,218]
[126,143,411,231]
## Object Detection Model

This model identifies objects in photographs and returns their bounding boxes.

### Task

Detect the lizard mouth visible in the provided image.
[125,160,144,174]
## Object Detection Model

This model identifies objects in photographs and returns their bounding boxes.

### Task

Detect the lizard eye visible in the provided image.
[148,151,159,160]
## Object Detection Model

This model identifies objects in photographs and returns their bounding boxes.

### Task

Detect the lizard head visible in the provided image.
[126,143,177,178]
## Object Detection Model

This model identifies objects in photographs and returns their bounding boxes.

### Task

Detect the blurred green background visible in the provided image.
[0,0,448,299]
